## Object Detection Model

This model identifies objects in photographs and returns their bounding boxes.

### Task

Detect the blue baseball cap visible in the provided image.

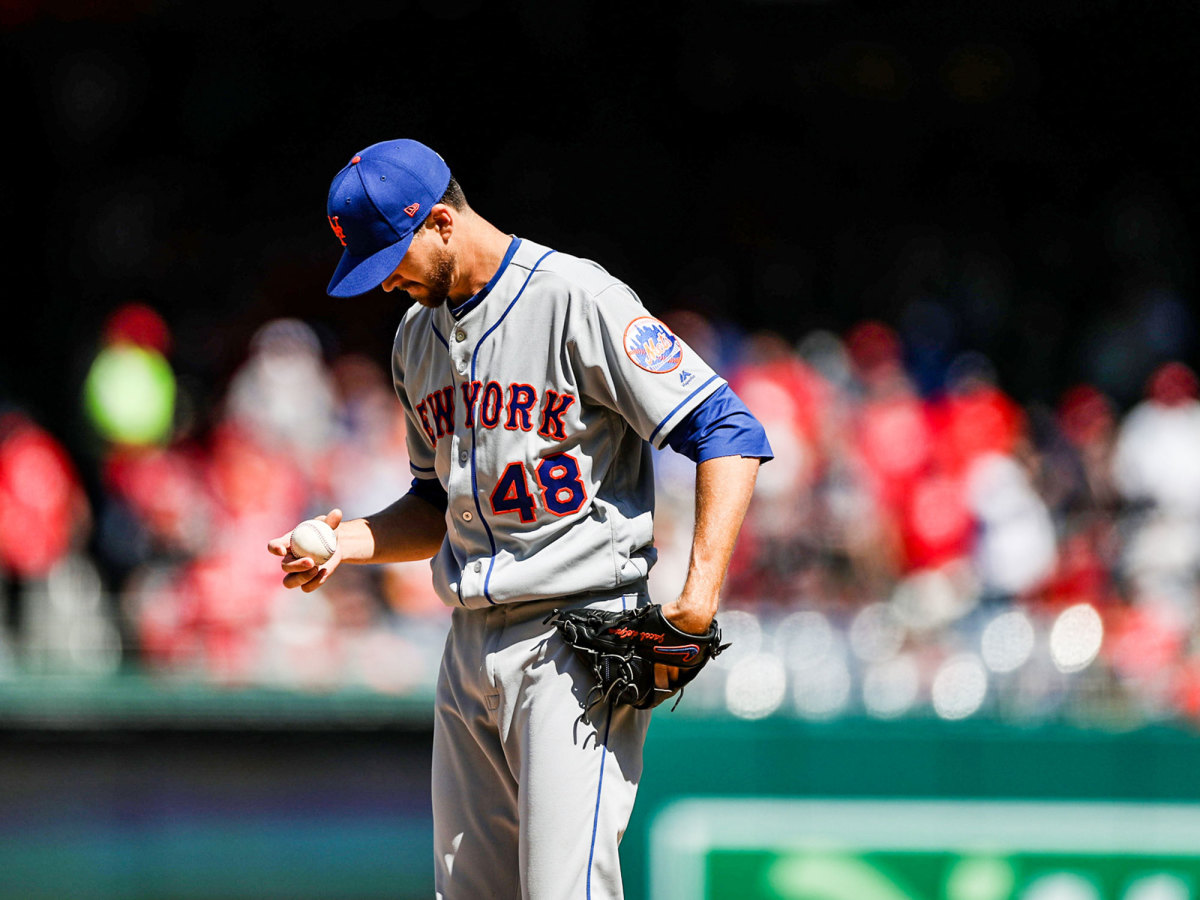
[325,139,452,297]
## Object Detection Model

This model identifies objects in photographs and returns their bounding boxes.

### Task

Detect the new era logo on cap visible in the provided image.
[324,139,451,298]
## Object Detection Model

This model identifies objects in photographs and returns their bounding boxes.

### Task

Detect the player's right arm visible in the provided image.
[268,488,447,593]
[268,314,449,591]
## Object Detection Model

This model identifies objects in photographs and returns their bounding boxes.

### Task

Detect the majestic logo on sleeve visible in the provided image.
[623,317,683,374]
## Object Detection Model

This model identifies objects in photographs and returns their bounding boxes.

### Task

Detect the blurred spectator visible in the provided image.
[223,318,339,470]
[1054,383,1121,513]
[0,411,113,676]
[0,412,91,581]
[11,301,1200,732]
[1111,361,1200,629]
[1112,361,1200,519]
[965,452,1057,601]
[322,353,414,523]
[82,303,176,449]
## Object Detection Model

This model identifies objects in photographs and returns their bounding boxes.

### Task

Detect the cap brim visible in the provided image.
[326,231,415,298]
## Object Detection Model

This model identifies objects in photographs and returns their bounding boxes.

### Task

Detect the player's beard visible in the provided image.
[408,246,456,309]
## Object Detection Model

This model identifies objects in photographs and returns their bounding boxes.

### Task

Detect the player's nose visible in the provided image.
[380,263,406,292]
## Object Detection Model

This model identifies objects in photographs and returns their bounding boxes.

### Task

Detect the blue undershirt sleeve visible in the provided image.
[407,476,449,513]
[662,383,774,464]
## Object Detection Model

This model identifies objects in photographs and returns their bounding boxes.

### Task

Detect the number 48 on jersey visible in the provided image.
[489,453,586,521]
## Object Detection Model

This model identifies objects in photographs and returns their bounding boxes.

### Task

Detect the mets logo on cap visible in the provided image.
[623,317,683,373]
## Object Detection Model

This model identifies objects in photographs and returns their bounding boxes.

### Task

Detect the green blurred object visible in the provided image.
[0,671,435,728]
[648,798,1200,899]
[83,343,176,446]
[622,716,1200,900]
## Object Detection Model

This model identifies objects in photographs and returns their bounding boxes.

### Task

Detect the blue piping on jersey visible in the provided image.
[587,705,613,900]
[586,593,627,897]
[647,374,721,444]
[410,463,437,473]
[450,237,521,320]
[467,249,556,605]
[431,322,449,350]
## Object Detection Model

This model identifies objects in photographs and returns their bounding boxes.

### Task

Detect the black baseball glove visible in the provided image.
[545,604,728,712]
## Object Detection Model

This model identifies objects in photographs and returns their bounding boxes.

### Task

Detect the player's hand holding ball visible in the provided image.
[267,509,343,592]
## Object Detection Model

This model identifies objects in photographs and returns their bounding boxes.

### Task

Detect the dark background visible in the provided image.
[4,0,1199,466]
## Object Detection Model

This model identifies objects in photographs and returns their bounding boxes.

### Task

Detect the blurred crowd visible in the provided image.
[3,301,1200,729]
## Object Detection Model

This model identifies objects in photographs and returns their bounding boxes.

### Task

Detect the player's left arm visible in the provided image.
[660,384,774,633]
[662,453,762,634]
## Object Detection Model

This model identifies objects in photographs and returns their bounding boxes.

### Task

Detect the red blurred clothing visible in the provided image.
[1148,361,1199,407]
[726,347,832,596]
[729,346,830,456]
[1040,528,1115,609]
[1059,384,1116,449]
[898,470,973,571]
[105,444,210,553]
[856,378,932,514]
[853,371,1025,574]
[207,424,309,529]
[103,302,172,355]
[0,414,89,578]
[927,383,1026,477]
[1107,604,1189,684]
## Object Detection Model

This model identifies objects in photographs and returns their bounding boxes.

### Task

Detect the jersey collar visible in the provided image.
[449,236,522,320]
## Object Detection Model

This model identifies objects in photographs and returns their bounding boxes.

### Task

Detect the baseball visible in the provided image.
[289,518,337,565]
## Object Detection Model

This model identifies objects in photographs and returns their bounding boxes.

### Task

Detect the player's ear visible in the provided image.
[426,203,454,242]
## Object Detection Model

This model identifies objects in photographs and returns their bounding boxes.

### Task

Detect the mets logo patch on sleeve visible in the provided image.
[623,317,684,373]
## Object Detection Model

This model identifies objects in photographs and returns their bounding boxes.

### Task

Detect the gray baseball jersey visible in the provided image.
[393,236,726,608]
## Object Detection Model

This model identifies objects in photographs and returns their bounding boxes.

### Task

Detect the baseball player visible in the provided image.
[268,139,772,899]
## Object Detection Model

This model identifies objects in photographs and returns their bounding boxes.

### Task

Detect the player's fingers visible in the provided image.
[320,508,344,529]
[281,554,317,573]
[301,566,334,593]
[655,664,680,691]
[267,536,291,557]
[282,567,319,589]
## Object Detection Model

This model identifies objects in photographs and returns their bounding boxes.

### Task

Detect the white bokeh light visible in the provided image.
[862,654,920,719]
[1049,603,1104,673]
[773,610,837,671]
[712,609,763,669]
[848,602,906,663]
[890,567,973,631]
[1124,873,1191,900]
[725,653,788,720]
[1019,872,1101,900]
[980,609,1036,673]
[793,653,852,719]
[931,653,988,720]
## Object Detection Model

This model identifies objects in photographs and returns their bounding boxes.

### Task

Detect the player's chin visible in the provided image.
[399,287,438,308]
[412,292,450,309]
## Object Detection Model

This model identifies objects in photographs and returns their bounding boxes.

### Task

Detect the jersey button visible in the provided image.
[462,511,473,522]
[459,451,469,464]
[473,561,482,573]
[455,329,467,342]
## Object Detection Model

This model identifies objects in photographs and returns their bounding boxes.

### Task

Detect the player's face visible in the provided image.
[381,226,455,309]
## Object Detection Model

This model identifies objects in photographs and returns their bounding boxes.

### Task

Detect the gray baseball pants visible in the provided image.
[432,585,652,900]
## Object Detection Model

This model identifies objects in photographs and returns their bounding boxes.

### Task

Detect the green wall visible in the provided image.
[624,714,1200,899]
[4,705,1200,899]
